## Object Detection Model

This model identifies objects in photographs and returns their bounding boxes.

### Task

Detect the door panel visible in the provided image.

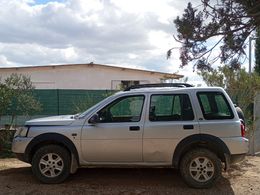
[143,93,200,163]
[143,121,199,163]
[81,95,145,163]
[81,122,143,162]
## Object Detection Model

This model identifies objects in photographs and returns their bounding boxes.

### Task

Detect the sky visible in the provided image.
[0,0,255,85]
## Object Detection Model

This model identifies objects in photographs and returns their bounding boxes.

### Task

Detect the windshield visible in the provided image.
[78,94,117,118]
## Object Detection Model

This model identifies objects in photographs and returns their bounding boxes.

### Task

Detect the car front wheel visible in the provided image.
[32,145,71,184]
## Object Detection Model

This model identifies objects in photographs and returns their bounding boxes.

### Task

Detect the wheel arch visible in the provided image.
[24,133,79,165]
[172,134,230,168]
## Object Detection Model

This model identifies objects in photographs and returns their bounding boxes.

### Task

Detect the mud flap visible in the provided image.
[70,153,78,174]
[224,153,230,171]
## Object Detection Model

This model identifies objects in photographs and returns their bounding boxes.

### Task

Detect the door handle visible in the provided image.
[129,126,140,131]
[183,125,194,130]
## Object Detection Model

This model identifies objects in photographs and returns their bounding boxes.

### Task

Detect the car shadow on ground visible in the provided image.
[0,166,235,194]
[226,158,254,179]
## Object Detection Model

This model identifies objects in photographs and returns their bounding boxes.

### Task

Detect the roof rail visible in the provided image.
[124,83,193,91]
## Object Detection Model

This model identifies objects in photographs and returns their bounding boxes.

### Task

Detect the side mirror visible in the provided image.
[88,114,99,124]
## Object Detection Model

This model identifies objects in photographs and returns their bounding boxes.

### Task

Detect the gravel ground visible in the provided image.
[0,156,260,195]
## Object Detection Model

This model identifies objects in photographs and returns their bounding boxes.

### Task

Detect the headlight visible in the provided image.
[14,126,29,137]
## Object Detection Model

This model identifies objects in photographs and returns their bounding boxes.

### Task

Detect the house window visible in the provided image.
[121,81,140,89]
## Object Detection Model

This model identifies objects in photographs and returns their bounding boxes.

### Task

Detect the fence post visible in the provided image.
[252,93,260,155]
[57,89,60,115]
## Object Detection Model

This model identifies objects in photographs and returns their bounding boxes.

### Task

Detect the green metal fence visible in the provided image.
[33,89,114,115]
[0,89,115,126]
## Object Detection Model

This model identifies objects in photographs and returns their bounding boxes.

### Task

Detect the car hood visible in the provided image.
[25,115,75,126]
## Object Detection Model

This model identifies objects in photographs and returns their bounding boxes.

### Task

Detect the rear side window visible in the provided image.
[197,92,234,120]
[149,94,194,121]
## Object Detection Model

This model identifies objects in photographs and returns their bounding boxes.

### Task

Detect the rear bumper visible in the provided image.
[230,153,246,164]
[221,137,249,155]
[224,153,246,171]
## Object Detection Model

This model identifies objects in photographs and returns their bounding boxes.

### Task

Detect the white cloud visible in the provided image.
[0,0,208,83]
[0,55,9,66]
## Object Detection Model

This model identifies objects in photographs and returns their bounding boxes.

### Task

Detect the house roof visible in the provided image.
[0,63,183,79]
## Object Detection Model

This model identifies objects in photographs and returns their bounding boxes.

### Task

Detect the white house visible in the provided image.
[0,63,183,90]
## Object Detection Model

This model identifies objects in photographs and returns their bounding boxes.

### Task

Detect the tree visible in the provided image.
[168,0,260,70]
[255,27,260,74]
[0,83,12,121]
[0,74,41,127]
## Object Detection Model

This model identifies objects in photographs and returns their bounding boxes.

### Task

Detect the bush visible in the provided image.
[0,130,15,158]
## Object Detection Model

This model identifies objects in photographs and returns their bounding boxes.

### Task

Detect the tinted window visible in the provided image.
[197,92,234,120]
[98,95,144,123]
[149,94,194,121]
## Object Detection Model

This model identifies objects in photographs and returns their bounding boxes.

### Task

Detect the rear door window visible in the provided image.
[149,94,194,121]
[197,92,234,120]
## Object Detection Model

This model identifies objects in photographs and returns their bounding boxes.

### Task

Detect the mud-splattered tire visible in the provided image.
[32,145,70,184]
[180,148,222,188]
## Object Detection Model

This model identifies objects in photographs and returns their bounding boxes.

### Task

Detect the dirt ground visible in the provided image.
[0,156,260,195]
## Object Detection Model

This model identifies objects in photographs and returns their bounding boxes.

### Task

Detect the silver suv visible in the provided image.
[12,83,248,188]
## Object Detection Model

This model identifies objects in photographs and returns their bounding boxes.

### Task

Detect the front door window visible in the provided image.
[97,95,145,123]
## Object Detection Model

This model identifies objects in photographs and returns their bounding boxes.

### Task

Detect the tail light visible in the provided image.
[240,120,245,137]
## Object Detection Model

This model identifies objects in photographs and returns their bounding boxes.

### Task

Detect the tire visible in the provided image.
[180,148,222,189]
[31,145,71,184]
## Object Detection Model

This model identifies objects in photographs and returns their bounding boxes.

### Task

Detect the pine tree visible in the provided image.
[168,0,260,70]
[255,27,260,75]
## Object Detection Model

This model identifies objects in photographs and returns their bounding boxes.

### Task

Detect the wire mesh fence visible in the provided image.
[0,89,115,127]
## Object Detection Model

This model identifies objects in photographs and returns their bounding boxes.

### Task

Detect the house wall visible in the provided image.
[0,64,170,90]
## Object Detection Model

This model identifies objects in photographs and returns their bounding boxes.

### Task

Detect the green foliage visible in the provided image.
[0,130,15,158]
[255,27,260,75]
[73,95,97,114]
[73,91,116,114]
[0,83,12,118]
[0,73,41,127]
[199,66,260,128]
[169,0,260,70]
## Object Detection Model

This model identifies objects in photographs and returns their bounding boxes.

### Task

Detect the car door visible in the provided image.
[81,94,146,163]
[143,93,200,163]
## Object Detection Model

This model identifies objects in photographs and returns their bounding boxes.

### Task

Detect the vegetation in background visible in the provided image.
[199,66,260,132]
[0,83,12,122]
[0,73,41,128]
[73,91,116,114]
[0,130,15,158]
[168,0,260,70]
[255,27,260,75]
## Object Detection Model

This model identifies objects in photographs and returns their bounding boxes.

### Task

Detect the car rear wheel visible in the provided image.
[180,148,222,188]
[32,145,70,183]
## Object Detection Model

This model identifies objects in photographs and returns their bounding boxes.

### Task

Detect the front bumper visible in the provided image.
[14,153,27,162]
[12,136,33,163]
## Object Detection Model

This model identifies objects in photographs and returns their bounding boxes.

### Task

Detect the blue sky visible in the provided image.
[33,0,65,4]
